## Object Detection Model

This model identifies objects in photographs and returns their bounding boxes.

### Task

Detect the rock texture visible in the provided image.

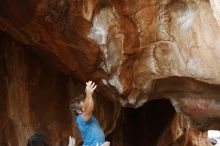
[1,0,220,146]
[109,99,176,146]
[0,32,73,145]
[0,33,120,146]
[157,114,211,146]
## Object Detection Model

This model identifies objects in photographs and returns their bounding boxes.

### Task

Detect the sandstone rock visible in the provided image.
[0,33,120,145]
[1,0,220,145]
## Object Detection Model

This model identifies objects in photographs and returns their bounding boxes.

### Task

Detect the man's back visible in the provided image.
[76,114,105,146]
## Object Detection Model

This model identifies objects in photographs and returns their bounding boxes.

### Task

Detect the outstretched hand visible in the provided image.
[68,136,75,146]
[101,141,110,146]
[85,81,97,96]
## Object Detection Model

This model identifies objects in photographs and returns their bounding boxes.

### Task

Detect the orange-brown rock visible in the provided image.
[157,114,212,146]
[0,33,120,145]
[1,0,220,145]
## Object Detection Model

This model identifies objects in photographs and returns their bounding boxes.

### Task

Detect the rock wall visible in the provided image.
[109,99,176,146]
[1,0,220,145]
[0,32,120,146]
[0,32,72,145]
[157,114,211,146]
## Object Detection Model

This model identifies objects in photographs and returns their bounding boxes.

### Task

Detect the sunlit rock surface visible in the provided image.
[1,0,220,145]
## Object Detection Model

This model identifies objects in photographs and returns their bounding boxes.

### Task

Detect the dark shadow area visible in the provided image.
[0,31,73,145]
[107,99,175,146]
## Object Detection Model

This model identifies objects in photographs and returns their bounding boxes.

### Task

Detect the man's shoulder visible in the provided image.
[76,114,84,124]
[76,114,94,124]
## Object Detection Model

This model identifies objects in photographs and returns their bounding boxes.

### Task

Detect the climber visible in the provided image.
[69,81,110,146]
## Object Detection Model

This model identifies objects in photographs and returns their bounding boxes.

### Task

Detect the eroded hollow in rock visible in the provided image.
[107,99,176,146]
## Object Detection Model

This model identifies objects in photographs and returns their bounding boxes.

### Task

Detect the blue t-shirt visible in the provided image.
[76,114,105,146]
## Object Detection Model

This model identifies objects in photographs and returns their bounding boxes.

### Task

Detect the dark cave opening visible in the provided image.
[107,99,176,146]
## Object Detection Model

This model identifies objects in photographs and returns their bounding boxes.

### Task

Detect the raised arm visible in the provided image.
[83,81,97,122]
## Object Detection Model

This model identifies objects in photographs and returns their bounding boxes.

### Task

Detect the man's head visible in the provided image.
[27,133,48,146]
[69,96,85,117]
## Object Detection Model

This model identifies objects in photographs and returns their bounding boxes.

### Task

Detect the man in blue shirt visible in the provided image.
[69,81,110,146]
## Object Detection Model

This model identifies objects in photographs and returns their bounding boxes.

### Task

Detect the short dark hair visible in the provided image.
[69,96,84,116]
[27,133,48,146]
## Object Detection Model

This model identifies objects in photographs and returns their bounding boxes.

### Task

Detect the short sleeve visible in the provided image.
[76,114,86,125]
[76,114,92,126]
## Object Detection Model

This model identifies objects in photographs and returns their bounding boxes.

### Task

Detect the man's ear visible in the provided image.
[76,109,82,114]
